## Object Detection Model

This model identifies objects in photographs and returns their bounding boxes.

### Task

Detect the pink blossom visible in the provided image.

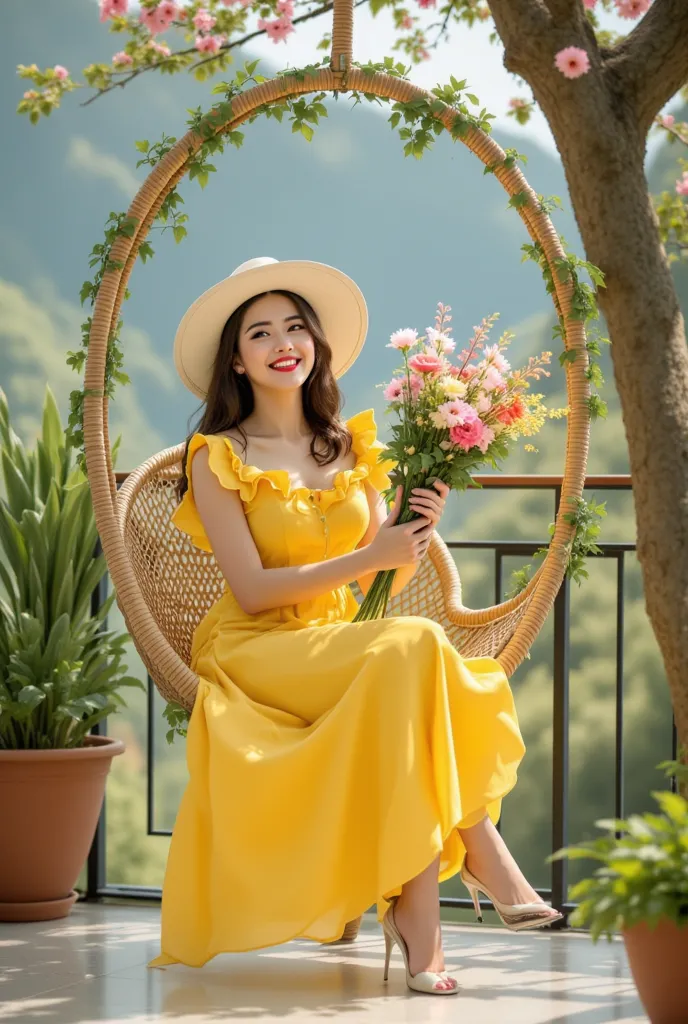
[476,393,492,414]
[195,33,224,53]
[157,1,178,24]
[481,366,505,391]
[419,48,431,61]
[450,419,493,453]
[615,0,651,18]
[277,0,295,14]
[388,328,418,351]
[150,40,171,55]
[417,0,436,7]
[23,90,39,100]
[554,46,590,79]
[400,14,413,28]
[426,327,454,353]
[193,8,216,31]
[583,0,597,8]
[408,351,444,375]
[383,378,405,401]
[660,114,675,129]
[112,51,134,66]
[408,373,424,398]
[140,6,169,34]
[100,0,128,21]
[676,173,688,197]
[438,399,479,428]
[258,16,295,42]
[509,97,527,111]
[483,344,510,373]
[53,65,69,80]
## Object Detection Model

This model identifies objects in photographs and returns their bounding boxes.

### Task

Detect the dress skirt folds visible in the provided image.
[149,409,526,968]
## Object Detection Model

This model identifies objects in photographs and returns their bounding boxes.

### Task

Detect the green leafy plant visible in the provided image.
[0,387,143,749]
[549,757,688,941]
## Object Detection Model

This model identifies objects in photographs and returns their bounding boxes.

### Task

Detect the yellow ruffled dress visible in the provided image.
[149,408,525,968]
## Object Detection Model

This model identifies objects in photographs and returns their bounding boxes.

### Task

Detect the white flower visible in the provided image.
[440,375,467,398]
[430,410,447,429]
[426,327,455,354]
[388,328,418,350]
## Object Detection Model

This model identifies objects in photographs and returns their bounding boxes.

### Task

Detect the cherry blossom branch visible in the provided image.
[613,0,688,131]
[80,0,359,109]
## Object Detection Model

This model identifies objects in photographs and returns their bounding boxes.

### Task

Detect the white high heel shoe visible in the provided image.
[461,863,564,932]
[382,897,460,996]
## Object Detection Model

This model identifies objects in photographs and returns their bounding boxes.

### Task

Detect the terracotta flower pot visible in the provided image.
[0,734,124,922]
[623,918,688,1024]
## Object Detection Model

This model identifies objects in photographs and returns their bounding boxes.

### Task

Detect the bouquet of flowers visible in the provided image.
[353,303,558,622]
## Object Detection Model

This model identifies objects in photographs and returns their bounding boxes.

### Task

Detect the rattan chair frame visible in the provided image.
[84,0,589,748]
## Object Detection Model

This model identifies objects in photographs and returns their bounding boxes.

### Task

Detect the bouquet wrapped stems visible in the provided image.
[353,476,431,622]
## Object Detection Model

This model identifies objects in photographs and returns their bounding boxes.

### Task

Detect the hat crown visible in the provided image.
[231,257,279,277]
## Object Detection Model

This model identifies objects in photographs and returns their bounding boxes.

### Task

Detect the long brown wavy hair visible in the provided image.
[177,290,352,501]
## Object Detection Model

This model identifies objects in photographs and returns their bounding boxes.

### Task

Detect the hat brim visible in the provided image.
[174,260,368,399]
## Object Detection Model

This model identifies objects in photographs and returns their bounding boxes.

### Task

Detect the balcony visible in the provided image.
[0,902,644,1022]
[2,473,670,1022]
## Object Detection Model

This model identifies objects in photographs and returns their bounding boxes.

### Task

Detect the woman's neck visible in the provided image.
[244,388,310,442]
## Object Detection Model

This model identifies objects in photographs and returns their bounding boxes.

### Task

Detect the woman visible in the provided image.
[150,257,562,995]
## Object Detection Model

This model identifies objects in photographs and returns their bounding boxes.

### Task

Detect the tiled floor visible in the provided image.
[0,901,645,1023]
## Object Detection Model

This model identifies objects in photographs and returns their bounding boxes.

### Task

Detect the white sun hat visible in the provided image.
[173,257,369,399]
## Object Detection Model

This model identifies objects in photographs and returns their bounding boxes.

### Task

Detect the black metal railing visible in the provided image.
[85,473,678,925]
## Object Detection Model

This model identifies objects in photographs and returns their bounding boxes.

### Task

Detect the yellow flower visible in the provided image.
[404,446,416,455]
[445,453,454,461]
[416,416,424,426]
[430,411,446,429]
[440,376,467,398]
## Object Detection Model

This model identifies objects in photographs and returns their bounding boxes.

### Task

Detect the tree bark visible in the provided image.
[487,0,688,756]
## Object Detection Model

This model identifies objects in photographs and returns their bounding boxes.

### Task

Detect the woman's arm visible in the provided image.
[192,447,381,615]
[355,483,421,599]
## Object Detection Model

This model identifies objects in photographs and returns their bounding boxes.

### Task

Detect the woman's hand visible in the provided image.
[366,486,436,572]
[408,479,450,527]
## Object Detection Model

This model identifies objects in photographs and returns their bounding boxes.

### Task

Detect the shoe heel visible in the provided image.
[467,883,483,923]
[383,928,394,982]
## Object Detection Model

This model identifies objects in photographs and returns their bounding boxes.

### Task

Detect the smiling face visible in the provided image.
[234,292,316,392]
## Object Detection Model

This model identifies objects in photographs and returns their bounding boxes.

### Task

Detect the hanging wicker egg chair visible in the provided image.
[83,0,590,944]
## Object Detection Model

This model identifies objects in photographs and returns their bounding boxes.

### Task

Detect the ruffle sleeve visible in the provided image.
[170,433,268,551]
[345,408,398,495]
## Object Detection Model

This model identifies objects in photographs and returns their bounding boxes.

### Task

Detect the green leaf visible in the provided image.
[135,140,149,153]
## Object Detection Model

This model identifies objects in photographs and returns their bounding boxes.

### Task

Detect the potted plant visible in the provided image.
[0,386,143,922]
[550,757,688,1024]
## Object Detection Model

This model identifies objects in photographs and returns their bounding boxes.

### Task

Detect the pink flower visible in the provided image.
[481,366,505,392]
[417,0,436,7]
[140,6,169,34]
[554,46,590,79]
[150,40,171,55]
[277,0,295,14]
[400,14,413,28]
[438,399,479,428]
[193,8,216,31]
[450,419,493,453]
[483,344,510,373]
[157,1,178,24]
[112,51,134,66]
[383,378,405,401]
[408,351,445,375]
[426,327,455,353]
[100,0,128,21]
[388,328,418,350]
[408,373,424,399]
[23,90,39,99]
[258,16,294,42]
[509,97,527,111]
[476,393,492,414]
[195,33,224,53]
[583,0,597,8]
[660,114,675,129]
[676,174,688,196]
[53,65,69,80]
[615,0,651,18]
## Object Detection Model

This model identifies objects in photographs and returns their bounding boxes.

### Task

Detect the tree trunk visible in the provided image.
[487,0,688,757]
